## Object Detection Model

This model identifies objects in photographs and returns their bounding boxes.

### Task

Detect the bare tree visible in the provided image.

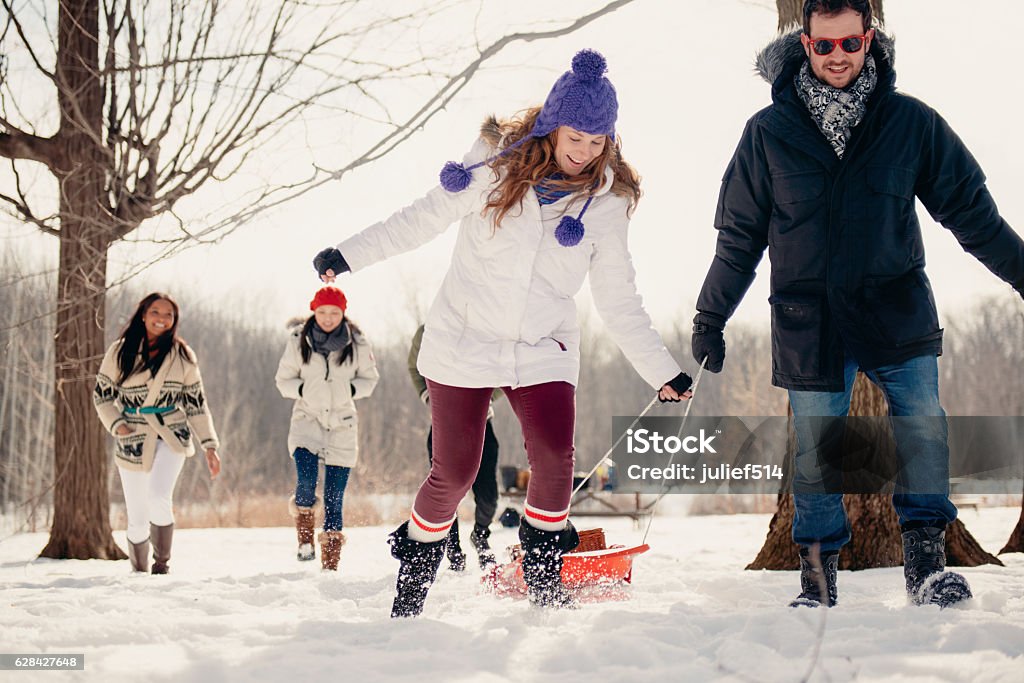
[775,0,884,31]
[0,0,636,559]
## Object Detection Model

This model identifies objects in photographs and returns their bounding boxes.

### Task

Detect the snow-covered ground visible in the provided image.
[2,507,1022,682]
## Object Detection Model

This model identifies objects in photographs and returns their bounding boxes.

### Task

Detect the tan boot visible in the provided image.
[128,538,150,573]
[150,523,173,574]
[289,496,319,561]
[319,530,346,571]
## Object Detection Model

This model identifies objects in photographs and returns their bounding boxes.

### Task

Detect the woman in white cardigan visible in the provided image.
[314,50,692,616]
[93,292,221,574]
[275,286,379,571]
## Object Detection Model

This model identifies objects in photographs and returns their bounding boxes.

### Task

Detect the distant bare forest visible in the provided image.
[2,246,1023,530]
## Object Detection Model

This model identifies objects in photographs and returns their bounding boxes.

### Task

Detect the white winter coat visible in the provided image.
[337,138,681,390]
[274,323,379,467]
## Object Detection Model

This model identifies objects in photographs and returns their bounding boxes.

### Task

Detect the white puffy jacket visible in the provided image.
[274,322,379,467]
[338,139,681,390]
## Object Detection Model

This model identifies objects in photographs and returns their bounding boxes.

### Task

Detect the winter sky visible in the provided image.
[6,0,1024,344]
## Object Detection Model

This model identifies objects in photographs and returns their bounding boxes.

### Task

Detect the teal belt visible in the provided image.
[123,406,176,415]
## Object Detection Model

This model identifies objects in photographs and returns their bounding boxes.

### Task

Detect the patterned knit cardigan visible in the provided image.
[93,339,220,472]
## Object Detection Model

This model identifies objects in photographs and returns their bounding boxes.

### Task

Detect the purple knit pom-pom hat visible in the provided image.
[439,49,618,247]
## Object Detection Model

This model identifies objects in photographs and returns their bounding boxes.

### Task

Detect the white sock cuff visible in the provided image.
[524,503,570,532]
[408,509,456,543]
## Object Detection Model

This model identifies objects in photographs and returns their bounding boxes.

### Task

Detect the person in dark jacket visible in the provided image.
[409,323,500,571]
[691,0,1024,608]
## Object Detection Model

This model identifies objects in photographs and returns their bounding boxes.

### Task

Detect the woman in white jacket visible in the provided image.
[314,49,691,615]
[275,286,379,571]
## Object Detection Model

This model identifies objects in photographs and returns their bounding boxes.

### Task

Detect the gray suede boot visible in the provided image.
[151,523,174,575]
[128,538,150,573]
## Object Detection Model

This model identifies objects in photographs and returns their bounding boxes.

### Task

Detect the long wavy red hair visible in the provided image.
[481,108,642,228]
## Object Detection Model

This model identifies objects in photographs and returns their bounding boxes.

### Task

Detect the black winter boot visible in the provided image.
[902,525,972,608]
[445,519,467,572]
[471,523,497,570]
[519,520,580,608]
[789,546,839,608]
[388,521,446,618]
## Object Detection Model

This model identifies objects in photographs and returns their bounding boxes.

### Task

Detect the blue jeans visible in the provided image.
[294,448,351,532]
[789,353,958,551]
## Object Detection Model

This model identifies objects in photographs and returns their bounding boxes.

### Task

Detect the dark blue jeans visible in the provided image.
[789,352,958,552]
[293,447,351,532]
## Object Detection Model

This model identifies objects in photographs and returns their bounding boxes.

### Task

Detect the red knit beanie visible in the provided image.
[309,286,347,312]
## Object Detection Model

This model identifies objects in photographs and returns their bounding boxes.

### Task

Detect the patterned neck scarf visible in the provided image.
[795,54,877,158]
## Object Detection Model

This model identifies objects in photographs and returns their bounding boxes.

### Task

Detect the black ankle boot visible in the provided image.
[445,519,467,572]
[388,521,446,618]
[471,523,496,570]
[518,520,579,608]
[902,525,971,608]
[789,547,839,608]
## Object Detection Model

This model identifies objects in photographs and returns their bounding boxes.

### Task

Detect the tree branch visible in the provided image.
[0,125,58,167]
[1,0,57,81]
[0,191,59,236]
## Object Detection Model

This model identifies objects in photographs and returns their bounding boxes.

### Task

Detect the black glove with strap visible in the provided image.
[313,247,350,278]
[658,372,693,403]
[691,312,726,373]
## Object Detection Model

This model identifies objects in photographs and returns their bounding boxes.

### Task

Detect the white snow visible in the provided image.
[2,507,1022,682]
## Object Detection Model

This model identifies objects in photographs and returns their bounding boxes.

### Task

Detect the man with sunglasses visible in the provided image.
[690,0,1024,608]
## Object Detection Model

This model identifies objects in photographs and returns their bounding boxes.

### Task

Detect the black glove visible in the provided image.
[691,314,725,373]
[659,372,693,403]
[313,247,349,278]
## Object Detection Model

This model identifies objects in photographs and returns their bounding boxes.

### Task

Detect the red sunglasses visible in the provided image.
[808,34,867,56]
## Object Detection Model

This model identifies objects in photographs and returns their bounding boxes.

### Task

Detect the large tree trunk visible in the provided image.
[1000,504,1024,554]
[748,373,1002,570]
[776,0,885,31]
[39,0,124,560]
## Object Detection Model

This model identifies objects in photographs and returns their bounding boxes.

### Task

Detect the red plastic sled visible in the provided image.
[482,541,650,603]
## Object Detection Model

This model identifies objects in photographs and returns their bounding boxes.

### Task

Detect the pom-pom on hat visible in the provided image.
[533,49,618,140]
[310,286,347,312]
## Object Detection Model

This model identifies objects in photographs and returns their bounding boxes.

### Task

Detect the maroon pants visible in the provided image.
[413,379,575,529]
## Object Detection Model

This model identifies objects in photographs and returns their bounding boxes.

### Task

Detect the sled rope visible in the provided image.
[570,395,661,499]
[641,357,709,545]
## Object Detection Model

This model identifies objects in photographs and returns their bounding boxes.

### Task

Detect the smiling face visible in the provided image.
[314,305,344,333]
[553,126,607,176]
[143,299,176,342]
[801,8,874,89]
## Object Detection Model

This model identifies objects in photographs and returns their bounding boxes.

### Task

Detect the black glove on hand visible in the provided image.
[313,247,349,278]
[691,315,725,373]
[659,371,693,403]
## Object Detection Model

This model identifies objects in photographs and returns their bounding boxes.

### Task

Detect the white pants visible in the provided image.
[118,440,186,544]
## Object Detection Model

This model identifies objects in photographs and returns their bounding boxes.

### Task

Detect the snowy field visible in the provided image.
[2,507,1022,683]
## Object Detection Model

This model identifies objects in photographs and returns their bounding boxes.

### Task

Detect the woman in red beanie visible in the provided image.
[274,286,379,571]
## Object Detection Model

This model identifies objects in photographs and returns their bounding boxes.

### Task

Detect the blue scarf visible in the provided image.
[535,173,573,206]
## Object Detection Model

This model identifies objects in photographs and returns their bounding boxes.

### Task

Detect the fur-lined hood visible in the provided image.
[755,28,895,86]
[480,115,502,146]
